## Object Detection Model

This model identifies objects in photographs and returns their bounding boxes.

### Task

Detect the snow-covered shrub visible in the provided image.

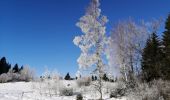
[58,80,74,96]
[59,86,73,96]
[11,73,21,81]
[49,76,61,95]
[110,87,126,98]
[35,69,61,96]
[41,69,61,81]
[0,66,34,83]
[110,81,126,98]
[76,93,83,100]
[104,82,116,94]
[128,82,160,100]
[6,69,14,82]
[151,79,170,100]
[128,79,170,100]
[51,80,60,95]
[110,91,117,98]
[0,73,10,83]
[19,66,34,82]
[77,77,91,87]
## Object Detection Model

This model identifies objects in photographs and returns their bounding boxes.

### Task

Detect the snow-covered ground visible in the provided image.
[0,81,127,100]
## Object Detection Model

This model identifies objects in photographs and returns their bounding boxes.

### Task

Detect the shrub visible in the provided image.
[0,66,34,82]
[19,66,34,82]
[0,73,10,83]
[151,79,170,100]
[7,70,22,82]
[11,73,21,82]
[110,91,117,98]
[77,77,91,87]
[139,83,161,100]
[76,93,83,100]
[110,87,126,98]
[59,85,73,96]
[110,81,126,98]
[128,79,170,100]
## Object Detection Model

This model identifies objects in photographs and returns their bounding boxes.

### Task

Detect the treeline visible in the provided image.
[64,72,115,82]
[141,14,170,82]
[0,57,23,74]
[0,57,34,82]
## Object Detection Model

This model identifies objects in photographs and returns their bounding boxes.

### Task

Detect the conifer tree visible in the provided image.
[95,76,97,80]
[141,33,162,82]
[0,57,11,74]
[162,14,170,80]
[102,73,109,81]
[19,66,24,73]
[64,72,71,80]
[13,64,19,73]
[92,75,95,81]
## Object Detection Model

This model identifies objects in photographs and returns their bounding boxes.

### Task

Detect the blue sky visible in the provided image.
[0,0,170,76]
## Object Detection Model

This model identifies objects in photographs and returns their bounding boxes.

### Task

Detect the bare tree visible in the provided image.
[111,19,149,81]
[20,65,35,81]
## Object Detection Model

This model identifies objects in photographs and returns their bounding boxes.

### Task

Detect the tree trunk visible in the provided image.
[99,76,103,100]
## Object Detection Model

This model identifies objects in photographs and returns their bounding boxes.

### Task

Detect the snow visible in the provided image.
[0,81,127,100]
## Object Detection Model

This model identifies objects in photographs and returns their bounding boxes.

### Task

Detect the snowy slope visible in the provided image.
[0,81,127,100]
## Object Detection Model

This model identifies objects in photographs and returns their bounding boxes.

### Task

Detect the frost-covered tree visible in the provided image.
[111,19,149,81]
[73,0,110,99]
[20,66,35,82]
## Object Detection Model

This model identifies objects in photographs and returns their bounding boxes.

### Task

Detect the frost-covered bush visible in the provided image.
[104,82,116,94]
[11,73,21,81]
[7,70,22,82]
[19,66,34,82]
[128,79,170,100]
[151,80,170,100]
[41,69,61,81]
[52,80,60,95]
[110,81,126,98]
[58,80,74,96]
[59,86,73,96]
[76,93,83,100]
[0,66,34,83]
[35,69,61,96]
[139,83,160,100]
[128,83,160,100]
[77,77,91,87]
[0,73,10,83]
[6,69,14,81]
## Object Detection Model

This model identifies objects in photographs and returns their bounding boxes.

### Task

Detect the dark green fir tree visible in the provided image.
[141,33,162,82]
[162,14,170,80]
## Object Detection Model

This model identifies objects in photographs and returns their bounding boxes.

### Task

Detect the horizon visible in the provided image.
[0,0,170,77]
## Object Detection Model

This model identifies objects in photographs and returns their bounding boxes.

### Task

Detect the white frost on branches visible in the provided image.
[73,0,110,75]
[110,19,150,80]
